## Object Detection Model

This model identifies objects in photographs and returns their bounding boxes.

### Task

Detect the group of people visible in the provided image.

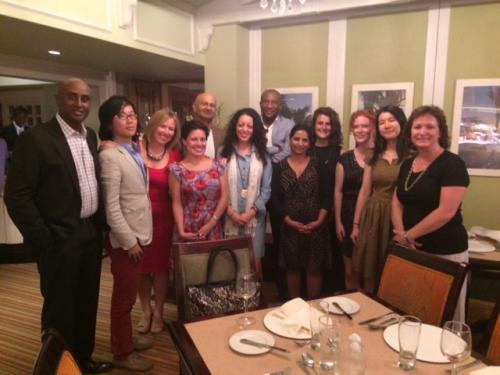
[3,77,470,373]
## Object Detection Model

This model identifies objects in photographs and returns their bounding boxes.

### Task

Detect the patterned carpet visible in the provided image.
[0,258,180,374]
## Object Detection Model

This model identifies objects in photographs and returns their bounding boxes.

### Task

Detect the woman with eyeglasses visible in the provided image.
[98,96,154,372]
[169,120,228,241]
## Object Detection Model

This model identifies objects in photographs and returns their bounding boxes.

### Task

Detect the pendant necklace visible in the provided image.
[236,155,250,199]
[404,157,427,191]
[146,141,167,162]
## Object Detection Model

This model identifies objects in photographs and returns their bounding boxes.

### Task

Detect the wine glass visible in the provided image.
[235,271,257,326]
[440,321,472,375]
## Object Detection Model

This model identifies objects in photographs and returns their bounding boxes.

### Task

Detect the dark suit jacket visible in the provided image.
[1,123,25,152]
[4,117,105,254]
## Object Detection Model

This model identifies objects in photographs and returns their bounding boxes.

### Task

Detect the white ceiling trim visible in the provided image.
[2,0,113,32]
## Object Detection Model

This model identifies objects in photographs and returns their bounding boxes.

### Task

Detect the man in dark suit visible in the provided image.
[2,105,29,154]
[4,78,112,373]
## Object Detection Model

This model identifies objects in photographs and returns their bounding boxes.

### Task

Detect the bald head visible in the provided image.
[56,78,91,131]
[260,89,282,125]
[192,92,217,127]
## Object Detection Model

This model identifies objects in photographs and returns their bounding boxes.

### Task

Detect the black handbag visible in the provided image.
[186,246,260,319]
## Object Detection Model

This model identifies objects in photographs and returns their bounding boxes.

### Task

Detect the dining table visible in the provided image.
[167,291,486,375]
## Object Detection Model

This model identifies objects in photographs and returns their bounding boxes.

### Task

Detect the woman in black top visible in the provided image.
[271,124,331,299]
[392,105,469,321]
[334,110,375,289]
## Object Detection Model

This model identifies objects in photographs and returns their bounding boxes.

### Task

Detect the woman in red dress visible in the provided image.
[137,108,181,334]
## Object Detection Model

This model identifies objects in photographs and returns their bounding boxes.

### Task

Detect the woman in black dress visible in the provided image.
[271,124,331,298]
[334,110,375,289]
[392,105,469,321]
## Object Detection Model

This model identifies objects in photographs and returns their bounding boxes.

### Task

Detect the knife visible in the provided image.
[358,312,393,325]
[240,338,290,353]
[332,301,352,320]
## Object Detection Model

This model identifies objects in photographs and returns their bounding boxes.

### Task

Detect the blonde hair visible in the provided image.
[143,108,180,149]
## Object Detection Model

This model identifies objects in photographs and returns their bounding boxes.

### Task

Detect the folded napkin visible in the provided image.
[470,367,500,375]
[274,298,323,336]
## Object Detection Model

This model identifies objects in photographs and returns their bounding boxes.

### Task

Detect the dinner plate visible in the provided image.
[229,330,275,355]
[383,323,450,363]
[263,309,311,339]
[320,296,361,315]
[468,239,496,253]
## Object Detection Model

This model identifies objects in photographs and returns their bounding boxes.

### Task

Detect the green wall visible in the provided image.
[446,2,500,229]
[261,22,329,105]
[343,9,428,141]
[205,24,249,127]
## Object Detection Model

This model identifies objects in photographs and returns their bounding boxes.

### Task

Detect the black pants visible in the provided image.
[37,219,102,363]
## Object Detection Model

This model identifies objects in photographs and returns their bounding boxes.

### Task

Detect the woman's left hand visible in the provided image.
[198,219,216,239]
[393,229,421,249]
[239,208,257,225]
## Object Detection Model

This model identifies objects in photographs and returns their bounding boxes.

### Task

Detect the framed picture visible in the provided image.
[349,82,414,147]
[451,79,500,177]
[276,86,319,126]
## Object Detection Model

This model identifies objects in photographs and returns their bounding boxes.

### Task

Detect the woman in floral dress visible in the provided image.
[169,120,228,241]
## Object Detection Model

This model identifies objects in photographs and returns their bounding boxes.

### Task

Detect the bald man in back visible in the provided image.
[5,78,112,373]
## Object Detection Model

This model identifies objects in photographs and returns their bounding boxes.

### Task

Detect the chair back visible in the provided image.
[32,329,82,375]
[486,299,500,365]
[375,244,469,326]
[173,236,256,322]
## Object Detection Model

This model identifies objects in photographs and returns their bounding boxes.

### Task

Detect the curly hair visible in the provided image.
[219,108,268,165]
[311,107,343,147]
[405,105,450,149]
[369,105,409,165]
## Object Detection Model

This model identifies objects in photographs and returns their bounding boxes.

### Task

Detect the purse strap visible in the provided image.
[205,246,239,286]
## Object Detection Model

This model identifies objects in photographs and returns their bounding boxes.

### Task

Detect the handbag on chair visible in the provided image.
[186,246,260,319]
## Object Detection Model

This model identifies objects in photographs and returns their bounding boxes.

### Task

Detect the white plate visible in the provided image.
[383,323,449,363]
[263,309,311,339]
[229,330,275,355]
[320,296,361,315]
[468,239,496,253]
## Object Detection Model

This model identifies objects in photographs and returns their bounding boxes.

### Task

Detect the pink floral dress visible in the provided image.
[170,158,226,240]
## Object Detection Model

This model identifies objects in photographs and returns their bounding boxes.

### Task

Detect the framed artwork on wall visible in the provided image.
[349,82,414,147]
[275,86,319,126]
[451,79,500,177]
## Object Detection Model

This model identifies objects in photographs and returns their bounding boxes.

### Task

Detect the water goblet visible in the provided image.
[440,321,472,375]
[235,271,257,326]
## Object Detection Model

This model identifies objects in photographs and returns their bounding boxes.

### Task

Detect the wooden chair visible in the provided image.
[173,236,256,322]
[486,299,500,365]
[375,244,469,326]
[32,329,82,375]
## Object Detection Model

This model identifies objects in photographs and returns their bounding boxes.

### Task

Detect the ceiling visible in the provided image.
[0,15,204,82]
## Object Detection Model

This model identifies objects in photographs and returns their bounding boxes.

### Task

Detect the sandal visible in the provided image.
[136,315,151,334]
[150,316,164,334]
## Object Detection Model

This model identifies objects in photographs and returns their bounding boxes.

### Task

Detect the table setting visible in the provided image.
[172,291,489,375]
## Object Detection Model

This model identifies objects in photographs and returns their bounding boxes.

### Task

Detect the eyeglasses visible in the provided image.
[116,112,138,121]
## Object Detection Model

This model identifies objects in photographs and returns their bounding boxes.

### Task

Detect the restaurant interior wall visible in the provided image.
[203,1,500,231]
[444,2,500,229]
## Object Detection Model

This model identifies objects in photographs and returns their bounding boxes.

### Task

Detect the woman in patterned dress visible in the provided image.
[169,120,228,241]
[271,124,331,299]
[334,110,375,289]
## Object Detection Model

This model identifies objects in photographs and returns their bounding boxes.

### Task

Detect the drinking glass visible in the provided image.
[235,271,257,326]
[398,315,421,371]
[440,321,472,375]
[318,315,341,372]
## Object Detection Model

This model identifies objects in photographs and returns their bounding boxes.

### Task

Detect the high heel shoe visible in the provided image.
[136,315,151,334]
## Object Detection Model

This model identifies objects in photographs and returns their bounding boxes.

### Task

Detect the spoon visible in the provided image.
[301,352,319,375]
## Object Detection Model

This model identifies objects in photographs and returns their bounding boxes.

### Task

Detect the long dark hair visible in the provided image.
[220,108,268,165]
[311,106,342,147]
[369,105,408,165]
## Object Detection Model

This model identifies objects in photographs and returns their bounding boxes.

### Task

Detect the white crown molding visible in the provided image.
[133,4,195,56]
[432,4,450,108]
[248,28,262,110]
[2,0,113,32]
[326,17,347,120]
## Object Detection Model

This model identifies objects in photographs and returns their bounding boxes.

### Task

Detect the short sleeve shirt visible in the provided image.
[396,151,470,254]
